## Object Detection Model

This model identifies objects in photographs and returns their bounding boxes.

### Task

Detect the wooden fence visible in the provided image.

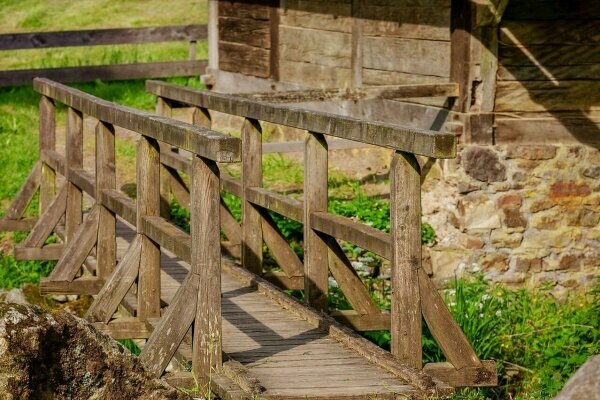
[1,77,496,388]
[145,80,495,384]
[0,25,207,87]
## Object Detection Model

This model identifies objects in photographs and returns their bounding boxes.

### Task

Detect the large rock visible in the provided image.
[0,303,190,400]
[554,354,600,400]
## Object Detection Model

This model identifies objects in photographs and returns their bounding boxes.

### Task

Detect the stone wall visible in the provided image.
[422,144,600,296]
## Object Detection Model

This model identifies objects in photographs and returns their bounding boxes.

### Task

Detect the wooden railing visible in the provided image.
[145,80,495,385]
[0,25,207,87]
[21,77,239,380]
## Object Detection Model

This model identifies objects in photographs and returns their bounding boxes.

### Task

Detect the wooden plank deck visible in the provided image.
[113,219,421,398]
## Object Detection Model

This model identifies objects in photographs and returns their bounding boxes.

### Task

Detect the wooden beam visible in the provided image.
[39,96,56,214]
[85,237,142,323]
[39,276,104,296]
[1,60,208,88]
[0,25,207,50]
[65,107,83,244]
[304,132,329,311]
[93,317,153,340]
[145,80,457,159]
[141,215,191,264]
[33,78,240,163]
[423,361,497,388]
[330,310,390,332]
[260,209,304,279]
[100,189,137,227]
[241,118,263,275]
[262,271,304,291]
[14,243,64,261]
[0,217,37,232]
[390,151,422,369]
[21,185,67,248]
[246,186,303,222]
[239,83,460,104]
[4,162,40,220]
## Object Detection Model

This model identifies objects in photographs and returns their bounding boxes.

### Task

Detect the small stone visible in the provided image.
[522,229,572,249]
[554,354,600,400]
[491,230,523,249]
[566,208,600,227]
[512,171,527,183]
[559,254,583,271]
[534,272,558,285]
[459,194,502,230]
[506,145,557,160]
[429,248,468,279]
[528,198,555,213]
[503,208,527,229]
[480,253,509,272]
[4,289,28,305]
[496,272,527,285]
[531,209,561,230]
[497,193,522,210]
[462,146,507,183]
[458,180,484,194]
[582,166,600,179]
[549,182,591,204]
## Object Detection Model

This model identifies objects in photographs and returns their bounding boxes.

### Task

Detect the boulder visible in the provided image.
[554,354,600,400]
[0,303,190,400]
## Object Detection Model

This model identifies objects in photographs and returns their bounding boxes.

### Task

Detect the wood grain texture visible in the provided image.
[241,118,263,275]
[191,155,223,377]
[85,236,142,323]
[0,25,207,50]
[219,42,270,78]
[14,243,64,261]
[303,132,329,311]
[96,121,117,279]
[22,185,67,248]
[260,208,304,279]
[390,151,422,369]
[33,78,240,162]
[39,96,56,214]
[145,80,457,159]
[137,136,161,320]
[65,107,83,244]
[48,205,100,282]
[4,162,40,220]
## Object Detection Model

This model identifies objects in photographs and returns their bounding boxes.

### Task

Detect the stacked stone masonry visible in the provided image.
[422,144,600,297]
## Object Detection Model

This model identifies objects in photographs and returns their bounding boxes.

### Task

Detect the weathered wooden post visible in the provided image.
[137,135,161,320]
[156,96,174,218]
[191,154,222,378]
[303,132,329,311]
[95,121,117,279]
[241,118,263,275]
[390,151,422,369]
[39,96,56,215]
[65,107,83,244]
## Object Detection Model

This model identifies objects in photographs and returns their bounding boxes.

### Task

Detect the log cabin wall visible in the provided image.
[493,0,600,146]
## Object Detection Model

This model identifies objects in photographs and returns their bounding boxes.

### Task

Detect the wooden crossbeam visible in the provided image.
[4,162,40,220]
[39,276,104,295]
[324,235,380,316]
[47,205,100,282]
[238,83,460,103]
[423,361,497,388]
[260,208,304,280]
[20,185,67,248]
[93,317,153,340]
[85,236,142,323]
[14,243,64,261]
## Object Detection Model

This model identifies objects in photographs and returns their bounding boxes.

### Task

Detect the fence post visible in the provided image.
[241,118,263,275]
[65,107,83,243]
[96,121,117,279]
[156,97,173,218]
[39,96,56,215]
[390,150,422,369]
[188,40,197,61]
[191,155,222,378]
[303,132,329,311]
[137,135,162,320]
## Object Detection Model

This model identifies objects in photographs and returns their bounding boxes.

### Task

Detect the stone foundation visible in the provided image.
[422,144,600,295]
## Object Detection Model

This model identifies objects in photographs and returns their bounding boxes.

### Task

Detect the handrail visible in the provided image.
[33,78,240,162]
[145,80,457,159]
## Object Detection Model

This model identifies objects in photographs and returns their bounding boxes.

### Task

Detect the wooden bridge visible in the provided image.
[1,77,497,398]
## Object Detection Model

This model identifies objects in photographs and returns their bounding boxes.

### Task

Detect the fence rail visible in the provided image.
[0,25,207,87]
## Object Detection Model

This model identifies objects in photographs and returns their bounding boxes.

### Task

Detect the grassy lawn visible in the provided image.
[0,1,599,400]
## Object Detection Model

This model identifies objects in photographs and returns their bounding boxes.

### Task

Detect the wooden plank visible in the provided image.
[423,361,497,387]
[219,41,270,78]
[156,97,174,218]
[222,360,265,395]
[4,162,40,220]
[330,310,390,332]
[65,107,83,244]
[497,64,600,81]
[221,199,242,248]
[34,78,239,163]
[0,25,207,50]
[325,236,379,316]
[14,243,64,261]
[137,136,161,320]
[219,17,270,48]
[280,0,352,33]
[239,83,460,103]
[39,96,56,214]
[1,60,207,88]
[96,121,117,279]
[310,212,391,260]
[304,132,329,311]
[361,5,450,41]
[418,269,480,369]
[191,155,223,377]
[219,0,272,20]
[85,236,142,323]
[390,151,422,369]
[100,189,137,226]
[260,209,304,279]
[0,218,37,232]
[495,116,600,146]
[499,44,600,67]
[47,205,100,282]
[141,216,191,264]
[500,20,600,46]
[279,26,351,69]
[245,186,303,222]
[145,80,457,159]
[93,317,152,340]
[503,1,600,20]
[21,185,67,248]
[450,0,473,112]
[262,271,304,290]
[69,169,96,198]
[279,60,351,88]
[241,118,263,275]
[208,0,219,70]
[269,4,280,81]
[263,138,372,154]
[350,0,363,88]
[140,273,199,377]
[39,276,104,296]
